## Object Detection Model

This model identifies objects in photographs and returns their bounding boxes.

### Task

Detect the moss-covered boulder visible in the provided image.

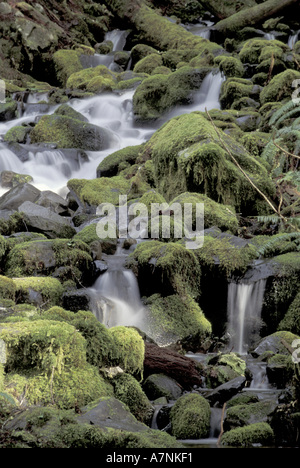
[0,276,16,301]
[5,239,94,286]
[112,373,153,423]
[13,277,64,308]
[142,373,182,401]
[260,70,300,106]
[96,144,143,178]
[221,422,275,447]
[278,292,300,336]
[170,192,239,234]
[132,66,209,121]
[143,293,211,347]
[170,393,211,439]
[30,113,112,151]
[109,326,145,378]
[66,65,118,93]
[52,49,84,87]
[224,399,278,431]
[140,112,275,215]
[205,353,246,388]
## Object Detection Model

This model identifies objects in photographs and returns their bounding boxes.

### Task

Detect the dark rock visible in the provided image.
[77,397,148,433]
[18,201,76,238]
[143,342,203,390]
[143,374,183,401]
[62,289,93,312]
[0,183,40,211]
[205,376,247,407]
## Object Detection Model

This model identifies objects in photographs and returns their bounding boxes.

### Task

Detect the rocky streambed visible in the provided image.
[0,0,299,449]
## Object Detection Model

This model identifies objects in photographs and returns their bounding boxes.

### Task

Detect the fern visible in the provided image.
[269,99,300,128]
[257,231,300,257]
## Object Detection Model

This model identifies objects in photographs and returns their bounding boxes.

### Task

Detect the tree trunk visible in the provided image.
[215,0,300,36]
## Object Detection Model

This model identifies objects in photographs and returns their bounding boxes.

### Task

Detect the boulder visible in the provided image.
[205,376,247,406]
[143,374,183,401]
[0,183,40,211]
[18,201,76,238]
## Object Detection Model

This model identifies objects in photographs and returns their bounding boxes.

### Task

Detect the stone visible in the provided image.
[18,201,76,238]
[0,183,40,211]
[205,376,247,407]
[143,374,183,401]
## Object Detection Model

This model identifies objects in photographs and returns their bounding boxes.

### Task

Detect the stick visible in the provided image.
[217,402,227,447]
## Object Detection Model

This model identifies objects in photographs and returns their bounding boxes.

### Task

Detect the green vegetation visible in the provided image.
[221,422,275,447]
[170,393,211,439]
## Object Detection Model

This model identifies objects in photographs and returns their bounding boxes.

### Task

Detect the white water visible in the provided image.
[184,20,214,40]
[88,244,147,330]
[227,279,266,355]
[288,30,299,49]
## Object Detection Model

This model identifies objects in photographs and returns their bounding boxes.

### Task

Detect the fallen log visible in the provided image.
[143,341,203,389]
[215,0,300,36]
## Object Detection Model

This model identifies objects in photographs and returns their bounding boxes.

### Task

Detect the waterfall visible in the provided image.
[0,143,22,173]
[88,244,147,330]
[227,279,266,355]
[288,30,299,49]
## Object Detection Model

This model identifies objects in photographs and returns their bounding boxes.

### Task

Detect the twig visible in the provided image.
[272,137,300,161]
[205,109,287,223]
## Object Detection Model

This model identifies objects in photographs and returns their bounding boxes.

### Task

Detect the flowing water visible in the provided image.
[227,279,266,355]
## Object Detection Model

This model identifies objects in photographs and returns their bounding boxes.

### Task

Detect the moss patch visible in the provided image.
[170,393,211,439]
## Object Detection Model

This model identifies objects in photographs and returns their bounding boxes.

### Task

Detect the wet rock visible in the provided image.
[18,201,76,238]
[0,183,40,211]
[205,375,247,407]
[143,374,183,401]
[77,397,148,433]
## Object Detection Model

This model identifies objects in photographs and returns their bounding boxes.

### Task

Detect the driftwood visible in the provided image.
[143,341,203,389]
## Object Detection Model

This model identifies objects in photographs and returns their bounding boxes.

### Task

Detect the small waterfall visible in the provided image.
[227,279,266,355]
[0,143,22,172]
[88,244,147,330]
[264,33,275,40]
[105,29,129,52]
[184,20,214,40]
[288,30,299,49]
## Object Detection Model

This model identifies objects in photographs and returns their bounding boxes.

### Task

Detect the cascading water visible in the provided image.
[88,243,148,330]
[227,279,266,355]
[288,30,300,49]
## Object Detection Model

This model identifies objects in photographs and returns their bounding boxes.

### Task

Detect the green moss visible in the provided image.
[53,49,83,87]
[278,292,300,335]
[170,393,211,439]
[13,277,64,308]
[214,55,244,78]
[67,176,131,207]
[109,326,145,378]
[220,77,253,109]
[144,293,211,345]
[30,113,110,150]
[221,422,275,447]
[133,54,163,74]
[112,373,152,423]
[0,276,16,301]
[195,234,257,277]
[170,192,239,233]
[97,145,143,178]
[260,70,300,106]
[127,240,201,298]
[3,125,30,144]
[133,66,208,121]
[66,65,117,92]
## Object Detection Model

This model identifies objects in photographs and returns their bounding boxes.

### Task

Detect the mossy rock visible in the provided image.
[214,55,244,78]
[133,54,163,75]
[109,326,145,378]
[96,144,143,178]
[170,393,211,439]
[260,70,300,106]
[3,125,31,144]
[0,101,18,122]
[132,66,208,121]
[131,44,161,67]
[195,234,257,277]
[30,113,112,151]
[143,293,211,347]
[0,276,16,301]
[13,277,64,308]
[220,77,254,109]
[224,400,278,430]
[278,292,300,336]
[66,65,117,93]
[221,422,275,447]
[205,353,246,388]
[127,240,201,298]
[5,238,93,285]
[239,38,288,65]
[170,192,239,234]
[112,373,153,423]
[52,49,83,87]
[68,174,150,208]
[141,112,275,215]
